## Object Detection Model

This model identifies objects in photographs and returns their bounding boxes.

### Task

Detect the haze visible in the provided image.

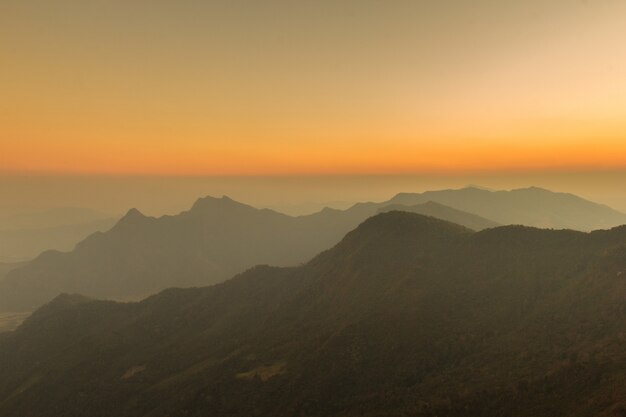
[2,2,626,416]
[1,172,625,218]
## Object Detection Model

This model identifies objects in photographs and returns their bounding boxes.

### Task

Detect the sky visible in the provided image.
[2,0,626,175]
[1,1,626,213]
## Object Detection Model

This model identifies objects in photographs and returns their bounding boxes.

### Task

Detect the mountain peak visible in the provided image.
[377,201,500,231]
[337,212,472,252]
[26,293,94,322]
[107,207,144,227]
[190,195,248,212]
[513,186,551,194]
[358,210,472,234]
[46,292,93,307]
[125,207,144,218]
[305,211,475,297]
[464,184,494,191]
[419,200,447,208]
[112,207,147,229]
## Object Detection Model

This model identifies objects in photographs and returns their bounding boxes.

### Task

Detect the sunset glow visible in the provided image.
[2,1,626,175]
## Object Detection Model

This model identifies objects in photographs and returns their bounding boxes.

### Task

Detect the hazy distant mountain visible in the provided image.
[377,201,500,230]
[0,262,24,281]
[1,212,624,417]
[386,186,626,231]
[0,196,360,311]
[0,218,118,262]
[0,206,117,262]
[1,187,624,312]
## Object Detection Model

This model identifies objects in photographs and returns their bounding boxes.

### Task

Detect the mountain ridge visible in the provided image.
[378,201,500,230]
[1,187,625,313]
[1,211,625,416]
[387,186,626,230]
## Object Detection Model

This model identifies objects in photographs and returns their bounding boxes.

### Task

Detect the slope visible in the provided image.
[0,218,118,262]
[387,186,626,230]
[0,212,624,417]
[2,186,624,313]
[377,201,500,230]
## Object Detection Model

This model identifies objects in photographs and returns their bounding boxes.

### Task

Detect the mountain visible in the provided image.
[0,218,118,262]
[0,196,361,312]
[377,201,500,230]
[0,212,624,417]
[0,262,26,331]
[0,313,29,333]
[0,262,24,280]
[2,187,625,313]
[386,186,626,231]
[0,206,117,263]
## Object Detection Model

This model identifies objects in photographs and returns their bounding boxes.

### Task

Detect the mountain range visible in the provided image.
[0,207,117,262]
[377,201,500,230]
[0,218,118,263]
[383,186,626,230]
[0,211,624,416]
[1,186,625,313]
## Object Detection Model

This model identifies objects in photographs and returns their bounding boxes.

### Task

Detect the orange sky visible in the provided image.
[2,0,626,175]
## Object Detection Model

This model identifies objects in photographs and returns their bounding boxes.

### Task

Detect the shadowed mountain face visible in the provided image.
[1,187,625,313]
[0,196,342,311]
[0,212,624,417]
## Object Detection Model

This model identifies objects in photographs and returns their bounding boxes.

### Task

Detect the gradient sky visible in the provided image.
[2,0,626,175]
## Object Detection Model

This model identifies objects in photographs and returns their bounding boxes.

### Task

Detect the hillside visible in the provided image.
[2,187,624,313]
[0,313,29,333]
[0,262,24,280]
[0,212,624,417]
[387,186,626,231]
[0,196,357,311]
[0,206,117,263]
[0,218,118,262]
[377,201,500,230]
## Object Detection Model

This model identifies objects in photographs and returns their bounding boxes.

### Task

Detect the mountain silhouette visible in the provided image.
[0,207,117,263]
[377,201,500,230]
[386,186,626,230]
[0,212,624,416]
[1,187,625,313]
[0,218,118,262]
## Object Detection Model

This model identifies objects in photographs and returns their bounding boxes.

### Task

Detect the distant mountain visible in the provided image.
[0,218,118,262]
[0,262,25,281]
[1,187,625,312]
[377,201,500,230]
[0,212,624,417]
[386,186,626,231]
[0,196,360,311]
